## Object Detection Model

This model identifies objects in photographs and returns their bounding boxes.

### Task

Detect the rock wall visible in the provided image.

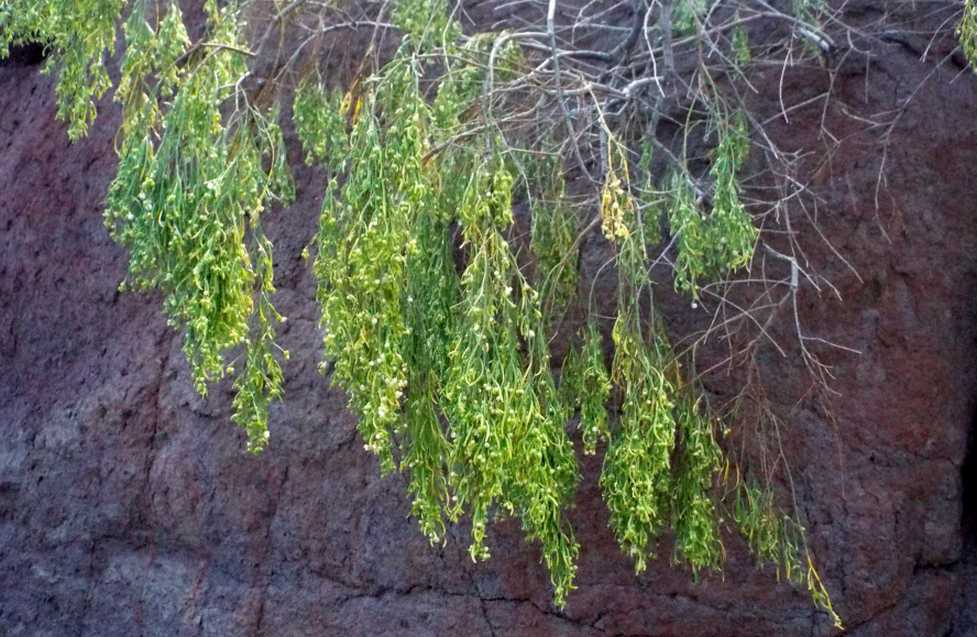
[3,2,977,636]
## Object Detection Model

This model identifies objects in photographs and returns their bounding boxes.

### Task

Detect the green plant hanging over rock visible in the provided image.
[1,0,907,628]
[102,0,295,452]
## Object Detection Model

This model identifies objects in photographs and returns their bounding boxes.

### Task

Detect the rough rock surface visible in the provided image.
[3,2,977,636]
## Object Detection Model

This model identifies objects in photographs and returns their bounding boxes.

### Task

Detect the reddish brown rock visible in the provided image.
[2,2,977,636]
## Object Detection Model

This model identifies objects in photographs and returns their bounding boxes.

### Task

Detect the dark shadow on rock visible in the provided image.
[1,42,47,67]
[950,416,977,636]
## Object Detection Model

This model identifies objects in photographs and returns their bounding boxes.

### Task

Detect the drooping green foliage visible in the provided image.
[596,130,729,581]
[298,37,581,603]
[734,478,842,629]
[310,62,419,474]
[393,0,461,51]
[561,323,611,455]
[732,22,752,65]
[600,139,640,245]
[671,393,724,575]
[103,0,294,452]
[0,0,124,139]
[673,0,708,34]
[114,1,189,120]
[961,0,977,68]
[601,308,679,574]
[293,78,349,172]
[528,153,580,325]
[3,0,858,622]
[669,114,756,297]
[442,161,579,602]
[400,186,459,544]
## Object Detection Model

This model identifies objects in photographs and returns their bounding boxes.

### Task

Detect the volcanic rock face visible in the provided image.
[3,3,977,636]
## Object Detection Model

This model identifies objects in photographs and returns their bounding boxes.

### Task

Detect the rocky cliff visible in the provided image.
[3,2,977,636]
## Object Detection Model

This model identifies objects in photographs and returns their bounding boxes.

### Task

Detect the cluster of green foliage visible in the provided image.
[669,115,756,297]
[292,8,834,619]
[596,133,729,580]
[103,0,294,452]
[2,0,851,626]
[0,0,124,139]
[960,0,977,67]
[298,36,582,600]
[561,323,611,455]
[528,153,580,326]
[734,477,838,621]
